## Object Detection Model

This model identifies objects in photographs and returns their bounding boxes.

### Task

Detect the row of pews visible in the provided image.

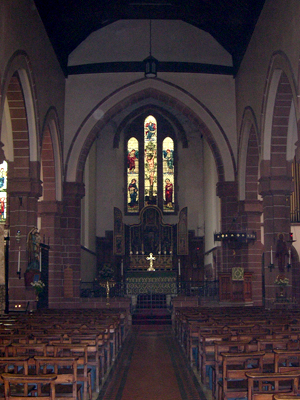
[174,306,300,400]
[0,308,130,400]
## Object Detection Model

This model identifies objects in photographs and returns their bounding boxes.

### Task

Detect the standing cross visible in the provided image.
[146,253,156,271]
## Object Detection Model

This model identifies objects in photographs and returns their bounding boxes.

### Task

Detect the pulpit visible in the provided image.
[219,271,253,303]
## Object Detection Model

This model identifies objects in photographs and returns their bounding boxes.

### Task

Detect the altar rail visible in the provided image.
[80,280,219,300]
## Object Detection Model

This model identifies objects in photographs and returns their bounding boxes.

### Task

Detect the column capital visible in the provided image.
[240,200,263,214]
[258,176,293,196]
[63,182,85,199]
[216,181,238,198]
[38,201,63,215]
[7,177,42,198]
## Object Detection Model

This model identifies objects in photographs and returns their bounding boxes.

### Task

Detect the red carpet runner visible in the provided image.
[99,325,207,400]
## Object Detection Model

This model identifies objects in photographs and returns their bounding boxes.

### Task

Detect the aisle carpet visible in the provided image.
[99,325,208,400]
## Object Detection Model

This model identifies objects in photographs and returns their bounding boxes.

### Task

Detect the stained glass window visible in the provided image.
[0,161,7,222]
[125,115,176,214]
[144,115,157,206]
[163,137,175,212]
[127,137,139,213]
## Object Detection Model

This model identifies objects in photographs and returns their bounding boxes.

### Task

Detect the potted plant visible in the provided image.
[274,274,289,297]
[31,280,45,301]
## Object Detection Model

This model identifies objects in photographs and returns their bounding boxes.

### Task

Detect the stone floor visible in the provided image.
[98,325,212,400]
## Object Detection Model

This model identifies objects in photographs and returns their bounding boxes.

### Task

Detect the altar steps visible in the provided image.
[132,309,172,325]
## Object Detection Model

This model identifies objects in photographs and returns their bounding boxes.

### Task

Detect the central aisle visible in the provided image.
[100,325,208,400]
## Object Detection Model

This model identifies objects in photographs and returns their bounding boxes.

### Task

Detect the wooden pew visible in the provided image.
[246,370,300,400]
[217,351,265,400]
[35,356,82,400]
[51,343,91,400]
[2,373,57,400]
[198,333,233,384]
[212,340,251,398]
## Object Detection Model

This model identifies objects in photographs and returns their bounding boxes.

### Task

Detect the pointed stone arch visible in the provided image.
[0,51,41,309]
[65,79,236,185]
[239,107,260,202]
[260,51,299,307]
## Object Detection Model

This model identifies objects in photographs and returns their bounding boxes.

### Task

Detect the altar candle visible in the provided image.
[39,249,42,272]
[178,258,181,276]
[289,249,291,264]
[270,246,273,264]
[121,259,124,276]
[17,247,21,272]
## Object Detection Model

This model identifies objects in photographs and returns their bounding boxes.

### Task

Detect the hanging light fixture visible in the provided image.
[144,20,158,78]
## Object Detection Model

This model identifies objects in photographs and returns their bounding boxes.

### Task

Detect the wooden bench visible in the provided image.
[246,370,300,400]
[274,349,300,372]
[211,340,251,398]
[51,343,91,400]
[217,351,265,400]
[2,373,57,400]
[35,356,82,400]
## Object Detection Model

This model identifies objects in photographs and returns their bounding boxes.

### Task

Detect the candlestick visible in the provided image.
[121,259,124,276]
[39,249,42,272]
[17,247,21,273]
[288,249,291,264]
[178,258,181,276]
[270,246,273,264]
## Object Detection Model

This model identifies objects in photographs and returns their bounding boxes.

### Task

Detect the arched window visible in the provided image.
[144,115,157,206]
[127,137,139,213]
[126,114,176,214]
[163,137,174,212]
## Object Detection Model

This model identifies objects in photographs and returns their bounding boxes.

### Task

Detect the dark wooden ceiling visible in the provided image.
[34,0,266,76]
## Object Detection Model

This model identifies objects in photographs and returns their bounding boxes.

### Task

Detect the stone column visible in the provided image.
[38,200,63,308]
[6,161,42,308]
[216,181,239,272]
[239,200,263,305]
[61,182,85,300]
[259,174,293,306]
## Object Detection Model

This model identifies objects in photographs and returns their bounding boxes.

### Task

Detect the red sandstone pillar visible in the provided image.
[239,200,263,305]
[259,174,293,306]
[61,182,85,300]
[7,161,42,308]
[38,200,63,308]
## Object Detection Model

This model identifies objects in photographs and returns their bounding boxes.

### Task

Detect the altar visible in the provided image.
[113,205,189,298]
[125,271,177,295]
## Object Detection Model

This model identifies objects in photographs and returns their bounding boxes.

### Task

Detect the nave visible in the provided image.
[99,325,209,400]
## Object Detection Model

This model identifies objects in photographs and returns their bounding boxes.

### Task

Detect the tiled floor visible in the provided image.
[99,325,211,400]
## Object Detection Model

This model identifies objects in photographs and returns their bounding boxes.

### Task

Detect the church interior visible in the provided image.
[2,0,300,399]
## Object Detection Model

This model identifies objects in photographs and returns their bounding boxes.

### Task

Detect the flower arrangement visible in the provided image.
[31,280,45,295]
[98,264,115,281]
[274,274,289,286]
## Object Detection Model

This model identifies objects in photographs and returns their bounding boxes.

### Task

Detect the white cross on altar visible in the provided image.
[146,253,156,271]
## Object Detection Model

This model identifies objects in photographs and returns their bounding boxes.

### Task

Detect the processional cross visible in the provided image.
[146,253,156,271]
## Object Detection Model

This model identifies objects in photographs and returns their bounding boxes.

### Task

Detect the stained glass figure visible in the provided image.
[144,115,157,206]
[0,161,7,222]
[127,138,139,212]
[163,137,174,211]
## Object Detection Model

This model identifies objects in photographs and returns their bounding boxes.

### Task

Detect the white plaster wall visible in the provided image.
[68,20,232,66]
[0,0,65,143]
[64,73,237,169]
[236,0,300,135]
[81,142,97,251]
[203,138,220,255]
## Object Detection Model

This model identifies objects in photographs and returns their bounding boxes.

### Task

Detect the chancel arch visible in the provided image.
[65,79,235,184]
